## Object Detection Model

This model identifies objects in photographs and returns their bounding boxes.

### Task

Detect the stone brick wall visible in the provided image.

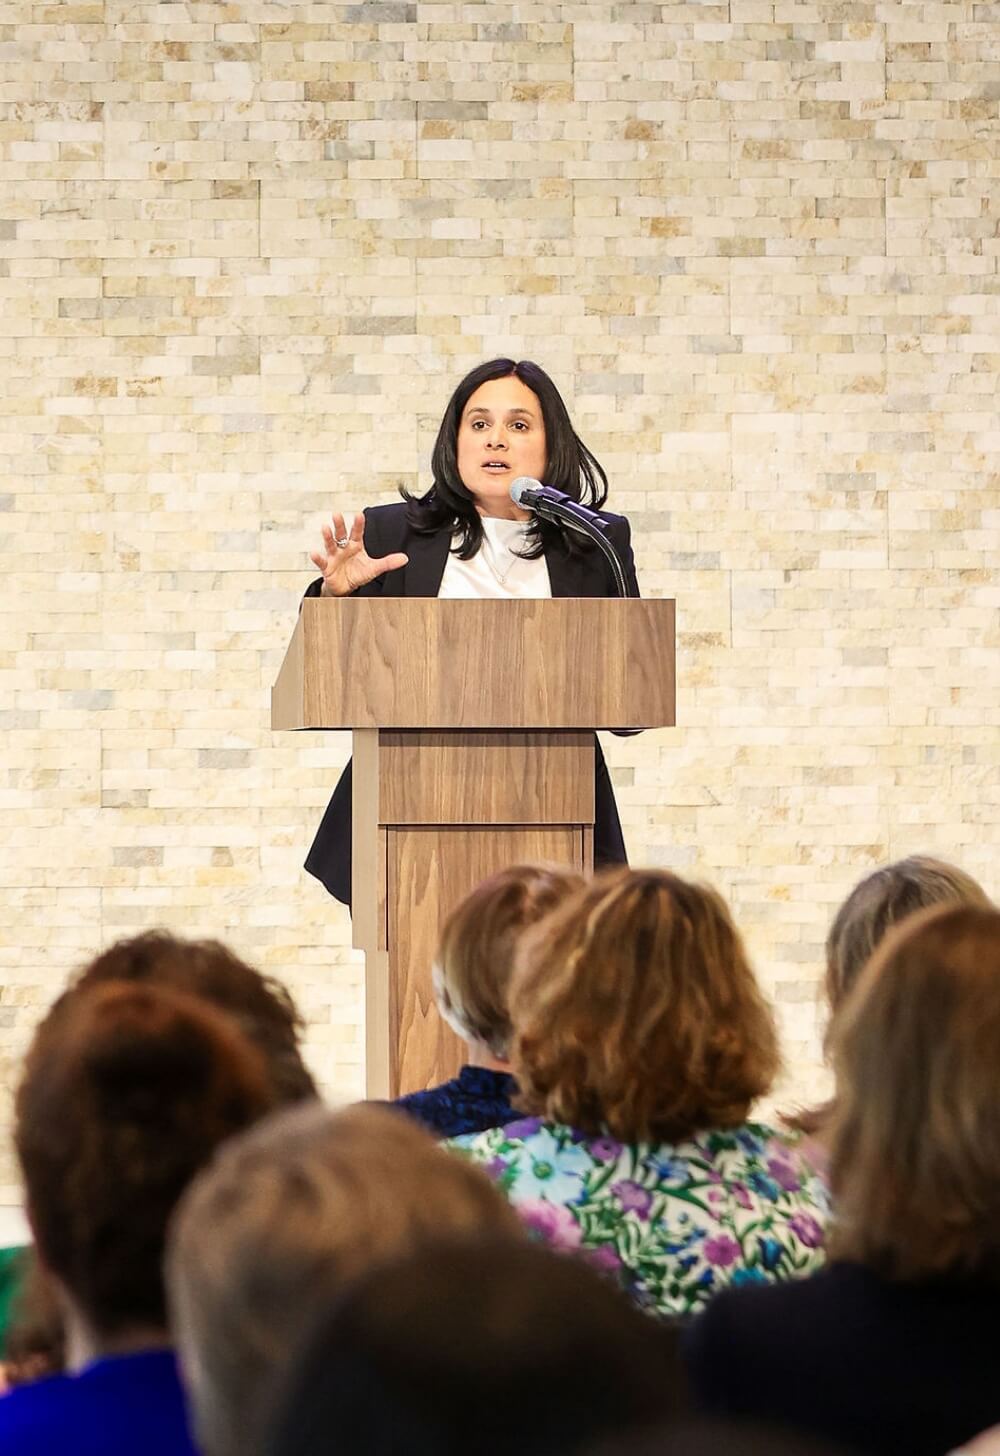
[1,1,997,1197]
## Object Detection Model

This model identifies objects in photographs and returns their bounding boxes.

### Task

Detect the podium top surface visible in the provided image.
[272,596,675,731]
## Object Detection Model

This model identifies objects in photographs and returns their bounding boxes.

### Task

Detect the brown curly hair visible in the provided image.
[15,980,275,1340]
[68,929,317,1106]
[508,868,779,1142]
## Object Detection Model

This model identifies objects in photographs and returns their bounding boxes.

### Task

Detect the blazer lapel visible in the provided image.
[545,538,602,598]
[403,528,451,597]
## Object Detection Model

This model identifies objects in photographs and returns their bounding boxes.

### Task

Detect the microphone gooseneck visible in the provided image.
[509,478,629,599]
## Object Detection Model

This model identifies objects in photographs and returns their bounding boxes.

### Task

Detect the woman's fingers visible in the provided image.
[368,551,409,579]
[311,511,405,593]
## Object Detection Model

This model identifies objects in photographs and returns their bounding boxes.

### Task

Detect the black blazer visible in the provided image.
[304,502,639,906]
[683,1260,1000,1456]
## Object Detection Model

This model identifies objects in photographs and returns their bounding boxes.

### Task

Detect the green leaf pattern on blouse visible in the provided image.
[449,1118,829,1318]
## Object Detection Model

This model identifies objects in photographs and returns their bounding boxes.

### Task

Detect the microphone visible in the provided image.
[510,477,607,532]
[510,477,629,599]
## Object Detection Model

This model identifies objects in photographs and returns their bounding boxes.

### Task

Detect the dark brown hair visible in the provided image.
[828,904,1000,1283]
[510,868,779,1142]
[16,980,275,1339]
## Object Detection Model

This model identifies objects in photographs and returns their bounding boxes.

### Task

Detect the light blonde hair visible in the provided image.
[166,1102,521,1456]
[509,868,779,1143]
[828,903,1000,1283]
[434,863,584,1057]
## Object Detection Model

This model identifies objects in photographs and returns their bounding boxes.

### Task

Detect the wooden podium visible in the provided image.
[273,597,675,1098]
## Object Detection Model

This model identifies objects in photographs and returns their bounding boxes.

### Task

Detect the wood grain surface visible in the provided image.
[387,825,589,1097]
[272,597,675,731]
[378,730,594,825]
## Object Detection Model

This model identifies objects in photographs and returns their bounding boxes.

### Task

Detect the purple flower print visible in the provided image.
[590,1136,623,1162]
[703,1234,741,1268]
[766,1156,801,1193]
[611,1180,653,1219]
[486,1156,510,1180]
[503,1117,543,1140]
[586,1244,624,1274]
[517,1198,583,1250]
[732,1182,753,1210]
[788,1212,825,1249]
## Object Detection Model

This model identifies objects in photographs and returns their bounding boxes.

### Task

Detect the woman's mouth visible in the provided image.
[482,461,510,471]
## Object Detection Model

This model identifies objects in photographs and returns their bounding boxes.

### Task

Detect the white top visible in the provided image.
[437,516,552,600]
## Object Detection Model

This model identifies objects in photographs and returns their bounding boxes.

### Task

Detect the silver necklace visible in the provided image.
[479,523,525,587]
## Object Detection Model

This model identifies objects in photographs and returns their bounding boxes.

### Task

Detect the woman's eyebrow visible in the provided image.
[466,406,535,419]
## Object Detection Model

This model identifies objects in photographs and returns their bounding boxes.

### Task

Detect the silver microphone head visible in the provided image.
[510,476,542,506]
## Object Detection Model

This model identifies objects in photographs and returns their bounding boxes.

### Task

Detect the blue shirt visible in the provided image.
[393,1065,519,1138]
[0,1348,197,1456]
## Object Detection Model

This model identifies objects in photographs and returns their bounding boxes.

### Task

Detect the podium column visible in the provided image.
[353,728,595,1098]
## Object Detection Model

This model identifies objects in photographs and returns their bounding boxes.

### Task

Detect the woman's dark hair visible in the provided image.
[263,1239,685,1456]
[15,980,275,1339]
[403,358,609,560]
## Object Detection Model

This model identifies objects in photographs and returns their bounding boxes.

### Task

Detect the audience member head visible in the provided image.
[261,1238,686,1456]
[785,854,990,1138]
[509,868,779,1142]
[167,1102,523,1456]
[14,980,274,1365]
[824,855,990,1015]
[70,928,317,1105]
[828,902,1000,1284]
[433,863,584,1061]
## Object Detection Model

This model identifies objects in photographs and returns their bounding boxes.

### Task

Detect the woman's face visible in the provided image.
[456,375,548,518]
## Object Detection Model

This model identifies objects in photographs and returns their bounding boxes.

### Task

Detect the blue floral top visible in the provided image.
[449,1118,829,1318]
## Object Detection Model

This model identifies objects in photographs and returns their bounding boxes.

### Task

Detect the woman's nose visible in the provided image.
[486,425,506,448]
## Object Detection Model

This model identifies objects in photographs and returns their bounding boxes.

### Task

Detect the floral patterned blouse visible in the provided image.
[449,1118,829,1319]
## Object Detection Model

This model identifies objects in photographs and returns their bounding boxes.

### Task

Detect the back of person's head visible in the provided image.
[824,856,990,1015]
[828,902,1000,1284]
[786,855,990,1139]
[15,979,274,1342]
[262,1238,686,1456]
[168,1102,523,1456]
[509,868,778,1142]
[434,863,584,1057]
[72,928,317,1104]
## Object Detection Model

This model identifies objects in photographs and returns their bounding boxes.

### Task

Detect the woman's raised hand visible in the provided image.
[309,511,409,597]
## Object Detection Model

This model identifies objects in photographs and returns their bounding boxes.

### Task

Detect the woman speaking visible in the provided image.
[303,358,640,908]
